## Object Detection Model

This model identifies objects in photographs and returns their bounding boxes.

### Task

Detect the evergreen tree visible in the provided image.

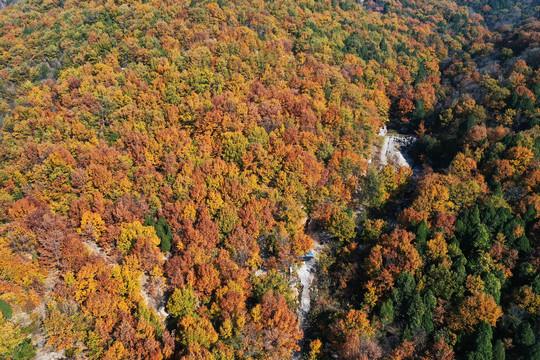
[515,236,532,254]
[493,340,505,360]
[516,322,535,356]
[156,216,173,252]
[414,62,427,85]
[415,220,430,254]
[379,299,394,325]
[144,215,173,252]
[472,223,491,252]
[523,204,536,225]
[530,343,540,360]
[365,169,386,209]
[407,293,426,331]
[392,271,416,311]
[412,99,426,125]
[0,300,12,320]
[483,273,502,304]
[380,38,389,52]
[421,291,436,334]
[468,322,493,360]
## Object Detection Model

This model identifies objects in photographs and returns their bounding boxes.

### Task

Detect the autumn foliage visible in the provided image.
[0,0,538,358]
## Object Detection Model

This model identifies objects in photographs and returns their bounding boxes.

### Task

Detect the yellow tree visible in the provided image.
[117,221,160,254]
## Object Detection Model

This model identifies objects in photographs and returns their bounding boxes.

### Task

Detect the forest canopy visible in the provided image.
[0,0,538,359]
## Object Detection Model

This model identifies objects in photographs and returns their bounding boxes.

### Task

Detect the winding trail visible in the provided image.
[293,222,326,359]
[297,239,323,326]
[293,128,418,358]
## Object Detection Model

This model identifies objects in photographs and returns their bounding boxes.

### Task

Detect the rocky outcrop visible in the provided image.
[0,0,18,10]
[380,134,417,168]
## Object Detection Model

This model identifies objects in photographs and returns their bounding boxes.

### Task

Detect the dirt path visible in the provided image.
[293,221,327,360]
[293,129,417,358]
[297,239,323,325]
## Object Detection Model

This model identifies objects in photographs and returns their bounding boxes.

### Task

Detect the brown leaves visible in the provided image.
[332,310,380,360]
[451,292,503,331]
[365,228,422,295]
[244,291,302,359]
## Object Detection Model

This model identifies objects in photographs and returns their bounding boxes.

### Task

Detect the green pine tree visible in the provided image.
[493,340,505,360]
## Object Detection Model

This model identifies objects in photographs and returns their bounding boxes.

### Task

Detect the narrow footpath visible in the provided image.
[293,127,418,358]
[293,222,325,359]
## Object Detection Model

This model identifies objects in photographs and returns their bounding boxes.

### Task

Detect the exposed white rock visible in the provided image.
[380,134,416,168]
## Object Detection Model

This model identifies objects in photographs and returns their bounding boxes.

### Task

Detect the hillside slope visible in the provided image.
[0,0,538,359]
